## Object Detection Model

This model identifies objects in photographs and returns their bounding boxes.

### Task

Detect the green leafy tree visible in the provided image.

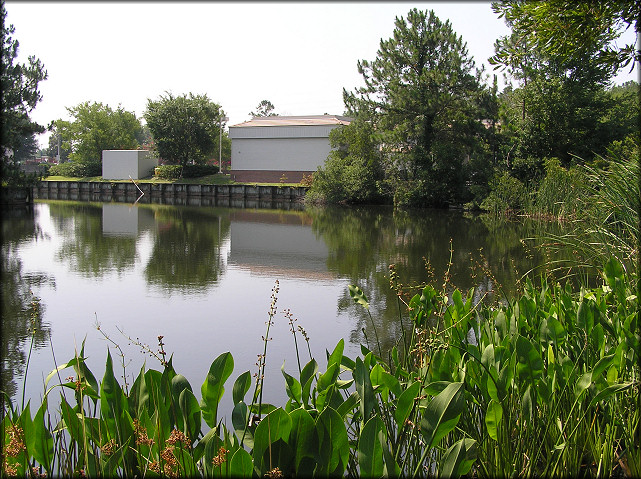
[45,130,71,162]
[490,1,639,76]
[600,80,640,148]
[1,1,47,185]
[490,1,629,175]
[54,101,142,165]
[249,99,276,117]
[144,92,224,169]
[307,119,383,204]
[343,8,489,206]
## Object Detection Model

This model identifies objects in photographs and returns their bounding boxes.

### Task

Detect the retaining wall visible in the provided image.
[33,181,309,208]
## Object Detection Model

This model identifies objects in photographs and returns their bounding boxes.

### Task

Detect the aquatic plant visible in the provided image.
[1,258,637,477]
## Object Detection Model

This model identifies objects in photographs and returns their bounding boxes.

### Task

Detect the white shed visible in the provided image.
[102,150,157,180]
[228,115,352,183]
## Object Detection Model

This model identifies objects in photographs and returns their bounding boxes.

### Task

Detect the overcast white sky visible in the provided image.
[5,1,639,148]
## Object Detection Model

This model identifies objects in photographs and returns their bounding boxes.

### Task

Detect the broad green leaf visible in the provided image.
[395,381,421,427]
[354,357,376,423]
[358,415,385,478]
[233,370,252,405]
[171,374,192,432]
[318,363,339,392]
[593,354,615,378]
[603,257,625,301]
[230,447,253,477]
[439,438,477,478]
[370,363,401,399]
[179,388,201,443]
[60,395,83,443]
[282,361,302,405]
[574,372,593,399]
[253,408,292,474]
[100,349,125,440]
[327,338,344,368]
[515,335,543,384]
[420,382,465,449]
[349,284,369,309]
[200,352,234,428]
[316,406,348,476]
[336,391,360,418]
[232,401,252,449]
[485,399,502,441]
[32,399,53,474]
[588,382,632,408]
[300,359,318,407]
[288,407,318,474]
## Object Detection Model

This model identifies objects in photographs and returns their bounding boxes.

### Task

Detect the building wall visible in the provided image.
[231,136,332,172]
[102,150,157,180]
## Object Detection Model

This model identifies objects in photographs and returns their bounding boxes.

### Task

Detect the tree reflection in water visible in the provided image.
[1,206,53,400]
[307,205,584,355]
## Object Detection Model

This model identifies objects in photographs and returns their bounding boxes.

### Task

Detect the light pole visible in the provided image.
[219,115,229,174]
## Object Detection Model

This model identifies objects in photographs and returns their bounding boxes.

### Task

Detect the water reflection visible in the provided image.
[2,200,581,407]
[228,210,333,281]
[144,206,229,293]
[1,206,53,399]
[102,203,155,237]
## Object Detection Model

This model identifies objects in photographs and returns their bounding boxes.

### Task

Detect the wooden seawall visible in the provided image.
[33,181,309,208]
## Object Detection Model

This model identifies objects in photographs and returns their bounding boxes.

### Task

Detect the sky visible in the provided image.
[5,1,639,149]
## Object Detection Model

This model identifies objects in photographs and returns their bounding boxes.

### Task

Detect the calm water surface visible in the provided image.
[2,200,569,414]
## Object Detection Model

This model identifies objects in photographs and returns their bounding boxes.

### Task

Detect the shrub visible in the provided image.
[183,163,219,178]
[307,152,382,204]
[154,164,219,179]
[480,172,529,215]
[532,158,587,218]
[154,164,182,179]
[48,161,101,177]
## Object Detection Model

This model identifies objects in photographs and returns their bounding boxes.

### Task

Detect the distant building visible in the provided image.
[102,150,157,180]
[228,114,352,183]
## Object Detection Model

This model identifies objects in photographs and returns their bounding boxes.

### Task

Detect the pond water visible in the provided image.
[2,200,572,416]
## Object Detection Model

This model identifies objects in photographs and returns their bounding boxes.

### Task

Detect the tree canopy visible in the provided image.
[338,8,489,206]
[1,2,48,185]
[54,102,142,165]
[144,92,224,169]
[249,100,276,117]
[490,1,640,77]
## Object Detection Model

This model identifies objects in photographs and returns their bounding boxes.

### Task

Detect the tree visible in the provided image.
[1,1,47,185]
[249,100,276,117]
[307,119,384,204]
[144,92,224,169]
[11,133,37,162]
[45,130,71,162]
[54,101,142,165]
[490,1,635,172]
[343,8,488,206]
[490,1,640,77]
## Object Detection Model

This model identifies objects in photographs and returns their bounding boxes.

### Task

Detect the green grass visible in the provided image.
[41,175,305,188]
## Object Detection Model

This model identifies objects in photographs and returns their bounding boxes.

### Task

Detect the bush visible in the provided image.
[154,165,183,179]
[183,163,219,178]
[154,164,219,180]
[48,161,101,177]
[307,151,382,204]
[480,172,529,215]
[532,158,586,218]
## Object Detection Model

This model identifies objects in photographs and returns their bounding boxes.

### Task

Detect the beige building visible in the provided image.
[228,115,352,183]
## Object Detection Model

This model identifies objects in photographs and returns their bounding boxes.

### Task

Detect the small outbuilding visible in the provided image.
[102,150,157,180]
[228,114,352,183]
